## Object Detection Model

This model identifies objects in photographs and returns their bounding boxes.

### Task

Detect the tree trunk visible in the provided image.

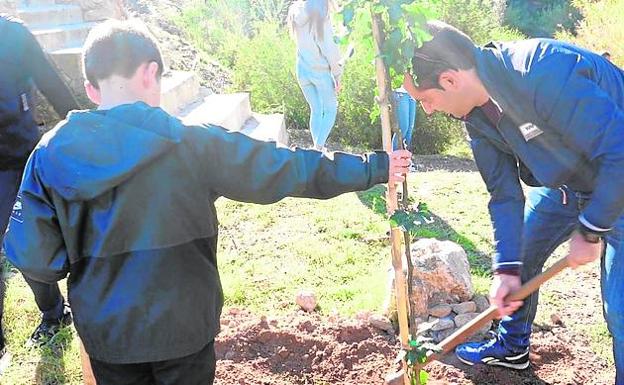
[370,9,411,385]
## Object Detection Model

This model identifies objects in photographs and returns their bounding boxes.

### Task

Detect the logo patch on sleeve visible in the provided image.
[10,196,23,223]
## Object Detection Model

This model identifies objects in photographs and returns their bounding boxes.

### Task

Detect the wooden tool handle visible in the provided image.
[424,256,571,364]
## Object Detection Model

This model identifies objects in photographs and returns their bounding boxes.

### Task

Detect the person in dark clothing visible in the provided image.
[403,21,624,383]
[0,14,78,359]
[3,19,411,384]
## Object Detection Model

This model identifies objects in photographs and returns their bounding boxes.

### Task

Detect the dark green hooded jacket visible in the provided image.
[4,102,389,363]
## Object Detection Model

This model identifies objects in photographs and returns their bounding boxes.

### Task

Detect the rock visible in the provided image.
[410,239,474,303]
[454,312,479,328]
[432,327,456,343]
[550,313,564,326]
[277,347,289,359]
[452,301,477,314]
[473,294,490,312]
[428,304,452,318]
[429,316,455,331]
[407,279,430,318]
[295,290,317,312]
[369,314,395,333]
[257,330,272,344]
[385,370,406,385]
[224,350,236,360]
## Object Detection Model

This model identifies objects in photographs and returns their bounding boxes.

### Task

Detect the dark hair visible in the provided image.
[305,0,329,41]
[82,19,164,89]
[410,20,477,90]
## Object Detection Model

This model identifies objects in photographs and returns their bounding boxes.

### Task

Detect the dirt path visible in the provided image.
[214,309,614,385]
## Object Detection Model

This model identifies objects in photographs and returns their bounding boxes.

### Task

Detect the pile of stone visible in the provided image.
[419,293,491,343]
[385,238,494,343]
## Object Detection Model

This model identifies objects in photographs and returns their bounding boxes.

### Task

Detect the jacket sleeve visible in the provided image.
[3,152,69,284]
[189,125,388,204]
[466,124,525,272]
[21,23,80,117]
[318,19,343,82]
[533,54,624,232]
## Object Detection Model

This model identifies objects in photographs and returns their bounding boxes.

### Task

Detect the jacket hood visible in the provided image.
[37,102,182,201]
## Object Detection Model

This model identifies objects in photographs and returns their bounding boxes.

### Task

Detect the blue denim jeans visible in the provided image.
[1,168,64,322]
[499,185,624,383]
[392,91,417,151]
[296,64,337,150]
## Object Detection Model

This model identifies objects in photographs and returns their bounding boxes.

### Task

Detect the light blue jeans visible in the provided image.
[499,185,624,384]
[392,90,417,151]
[297,63,337,150]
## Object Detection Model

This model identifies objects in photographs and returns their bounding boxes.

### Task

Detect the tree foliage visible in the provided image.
[556,0,624,67]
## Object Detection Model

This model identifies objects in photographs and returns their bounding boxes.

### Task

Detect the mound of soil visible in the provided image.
[215,309,614,385]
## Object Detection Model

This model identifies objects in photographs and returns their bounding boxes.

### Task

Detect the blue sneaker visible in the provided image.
[455,335,529,370]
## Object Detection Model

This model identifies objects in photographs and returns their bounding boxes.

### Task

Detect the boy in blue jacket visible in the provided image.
[3,20,411,384]
[404,20,624,383]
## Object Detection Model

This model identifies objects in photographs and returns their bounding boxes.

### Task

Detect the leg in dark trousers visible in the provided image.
[90,340,217,385]
[0,168,25,351]
[23,276,64,320]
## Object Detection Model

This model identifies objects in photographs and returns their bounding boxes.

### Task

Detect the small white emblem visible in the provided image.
[10,196,23,223]
[518,123,543,141]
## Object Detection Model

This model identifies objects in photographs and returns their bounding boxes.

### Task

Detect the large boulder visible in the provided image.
[409,239,474,314]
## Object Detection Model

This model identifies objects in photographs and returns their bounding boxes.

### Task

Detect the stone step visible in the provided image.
[160,71,200,116]
[48,46,84,95]
[32,22,95,51]
[17,4,83,28]
[19,0,56,7]
[179,92,252,132]
[240,113,288,145]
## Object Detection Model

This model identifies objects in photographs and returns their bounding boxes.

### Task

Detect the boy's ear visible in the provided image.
[142,61,160,87]
[84,80,101,105]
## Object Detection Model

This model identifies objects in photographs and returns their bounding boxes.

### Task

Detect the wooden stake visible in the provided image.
[80,340,97,385]
[370,9,411,385]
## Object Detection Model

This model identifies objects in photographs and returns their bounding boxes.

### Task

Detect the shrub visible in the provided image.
[504,0,581,38]
[231,22,309,130]
[556,0,624,67]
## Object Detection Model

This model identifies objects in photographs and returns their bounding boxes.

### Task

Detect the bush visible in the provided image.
[555,0,624,67]
[504,0,581,38]
[231,22,309,130]
[175,0,250,67]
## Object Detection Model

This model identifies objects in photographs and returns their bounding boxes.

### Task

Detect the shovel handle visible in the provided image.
[424,256,571,364]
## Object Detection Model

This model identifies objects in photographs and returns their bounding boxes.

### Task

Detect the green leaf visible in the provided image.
[419,369,429,384]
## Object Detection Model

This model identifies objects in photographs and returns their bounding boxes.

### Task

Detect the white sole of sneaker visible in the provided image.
[456,355,530,370]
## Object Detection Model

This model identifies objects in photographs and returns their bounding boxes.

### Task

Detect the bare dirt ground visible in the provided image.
[214,308,614,385]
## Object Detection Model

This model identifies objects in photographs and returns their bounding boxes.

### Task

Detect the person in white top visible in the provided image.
[288,0,343,150]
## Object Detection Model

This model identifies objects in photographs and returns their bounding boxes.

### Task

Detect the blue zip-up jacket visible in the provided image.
[3,102,389,363]
[465,39,624,272]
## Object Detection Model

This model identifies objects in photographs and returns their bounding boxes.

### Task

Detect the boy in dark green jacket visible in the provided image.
[3,20,411,384]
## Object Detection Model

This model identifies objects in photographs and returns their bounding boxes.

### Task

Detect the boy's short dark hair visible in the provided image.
[410,21,477,90]
[82,19,164,89]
